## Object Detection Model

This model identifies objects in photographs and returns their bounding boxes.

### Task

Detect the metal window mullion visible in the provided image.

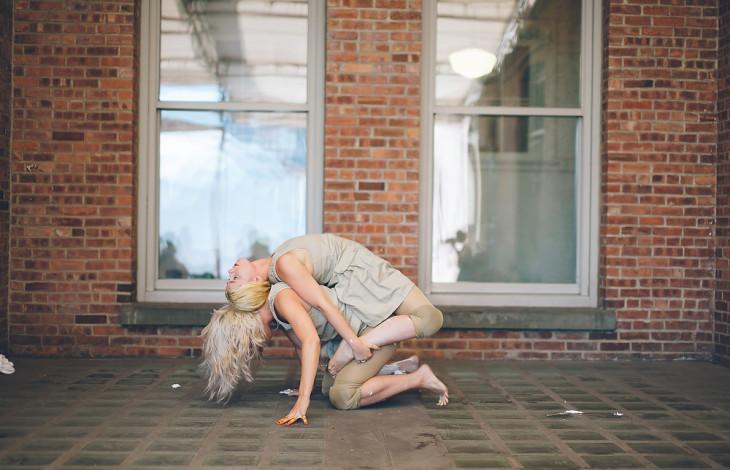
[306,0,325,234]
[576,0,590,297]
[432,282,581,296]
[155,101,309,113]
[138,0,163,301]
[419,0,438,294]
[587,0,602,304]
[136,0,151,301]
[149,0,163,294]
[428,292,598,308]
[433,105,584,117]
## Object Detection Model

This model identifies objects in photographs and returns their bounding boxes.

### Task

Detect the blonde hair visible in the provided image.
[225,280,271,313]
[200,304,267,403]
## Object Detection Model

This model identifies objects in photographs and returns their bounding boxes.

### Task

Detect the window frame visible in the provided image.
[137,0,325,303]
[418,0,602,307]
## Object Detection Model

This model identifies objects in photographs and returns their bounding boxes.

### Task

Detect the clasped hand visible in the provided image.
[350,337,379,362]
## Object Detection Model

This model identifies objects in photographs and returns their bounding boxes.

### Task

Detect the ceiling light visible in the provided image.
[448,48,497,79]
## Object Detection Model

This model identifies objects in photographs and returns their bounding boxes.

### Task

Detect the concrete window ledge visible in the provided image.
[121,304,218,327]
[121,304,616,332]
[440,306,615,331]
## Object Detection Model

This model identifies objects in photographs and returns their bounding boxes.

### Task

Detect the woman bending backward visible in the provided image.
[225,234,444,375]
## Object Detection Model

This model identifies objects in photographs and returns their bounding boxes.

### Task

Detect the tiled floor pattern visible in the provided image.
[0,359,728,469]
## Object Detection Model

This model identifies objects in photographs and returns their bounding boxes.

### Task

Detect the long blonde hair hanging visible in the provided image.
[200,304,267,403]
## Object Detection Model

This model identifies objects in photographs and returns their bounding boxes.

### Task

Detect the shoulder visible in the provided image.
[272,284,307,317]
[268,282,292,301]
[270,282,298,306]
[274,251,300,275]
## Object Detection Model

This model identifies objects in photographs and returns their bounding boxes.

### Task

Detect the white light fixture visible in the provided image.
[448,48,497,79]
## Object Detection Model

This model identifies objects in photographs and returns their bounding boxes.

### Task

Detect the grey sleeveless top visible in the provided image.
[268,234,413,327]
[267,283,366,356]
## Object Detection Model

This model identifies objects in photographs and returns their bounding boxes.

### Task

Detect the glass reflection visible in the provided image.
[436,0,581,107]
[159,111,306,279]
[159,0,308,103]
[432,115,578,283]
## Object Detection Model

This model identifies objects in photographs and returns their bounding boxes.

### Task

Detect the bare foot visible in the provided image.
[327,340,353,376]
[379,355,419,375]
[418,364,448,406]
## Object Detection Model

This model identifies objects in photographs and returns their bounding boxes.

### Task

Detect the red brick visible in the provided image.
[0,0,723,362]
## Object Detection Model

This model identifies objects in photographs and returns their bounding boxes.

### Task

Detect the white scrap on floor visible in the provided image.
[171,383,181,389]
[546,409,625,418]
[546,409,584,417]
[279,388,298,396]
[0,354,14,375]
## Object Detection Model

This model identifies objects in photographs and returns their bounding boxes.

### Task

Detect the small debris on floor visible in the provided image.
[0,354,14,375]
[546,409,583,417]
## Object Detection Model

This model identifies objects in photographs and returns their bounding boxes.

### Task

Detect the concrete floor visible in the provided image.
[0,358,729,469]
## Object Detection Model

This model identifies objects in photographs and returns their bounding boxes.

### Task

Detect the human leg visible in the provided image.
[329,344,448,409]
[392,285,443,338]
[328,286,443,375]
[328,343,396,410]
[323,353,418,395]
[359,364,448,408]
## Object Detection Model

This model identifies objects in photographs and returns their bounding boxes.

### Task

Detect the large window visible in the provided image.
[138,0,324,302]
[420,0,600,306]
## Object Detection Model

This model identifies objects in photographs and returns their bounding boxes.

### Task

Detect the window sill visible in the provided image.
[440,306,615,331]
[121,304,615,331]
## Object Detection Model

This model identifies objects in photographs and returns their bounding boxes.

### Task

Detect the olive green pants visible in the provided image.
[327,286,443,410]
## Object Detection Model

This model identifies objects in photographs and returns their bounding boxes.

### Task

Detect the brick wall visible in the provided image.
[324,0,422,280]
[9,0,143,356]
[5,0,723,360]
[717,0,730,362]
[598,0,717,359]
[0,0,11,354]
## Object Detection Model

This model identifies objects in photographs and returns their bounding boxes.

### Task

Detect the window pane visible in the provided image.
[436,0,581,107]
[159,110,306,279]
[432,115,578,284]
[159,0,308,103]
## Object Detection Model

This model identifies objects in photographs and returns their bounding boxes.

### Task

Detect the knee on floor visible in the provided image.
[328,385,360,410]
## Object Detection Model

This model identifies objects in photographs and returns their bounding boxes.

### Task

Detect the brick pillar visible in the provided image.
[324,0,422,279]
[10,0,136,355]
[601,0,717,357]
[716,0,730,362]
[0,0,11,353]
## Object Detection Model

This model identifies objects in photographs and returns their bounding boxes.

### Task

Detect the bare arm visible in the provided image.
[283,327,328,373]
[276,252,377,361]
[274,288,320,426]
[282,328,303,352]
